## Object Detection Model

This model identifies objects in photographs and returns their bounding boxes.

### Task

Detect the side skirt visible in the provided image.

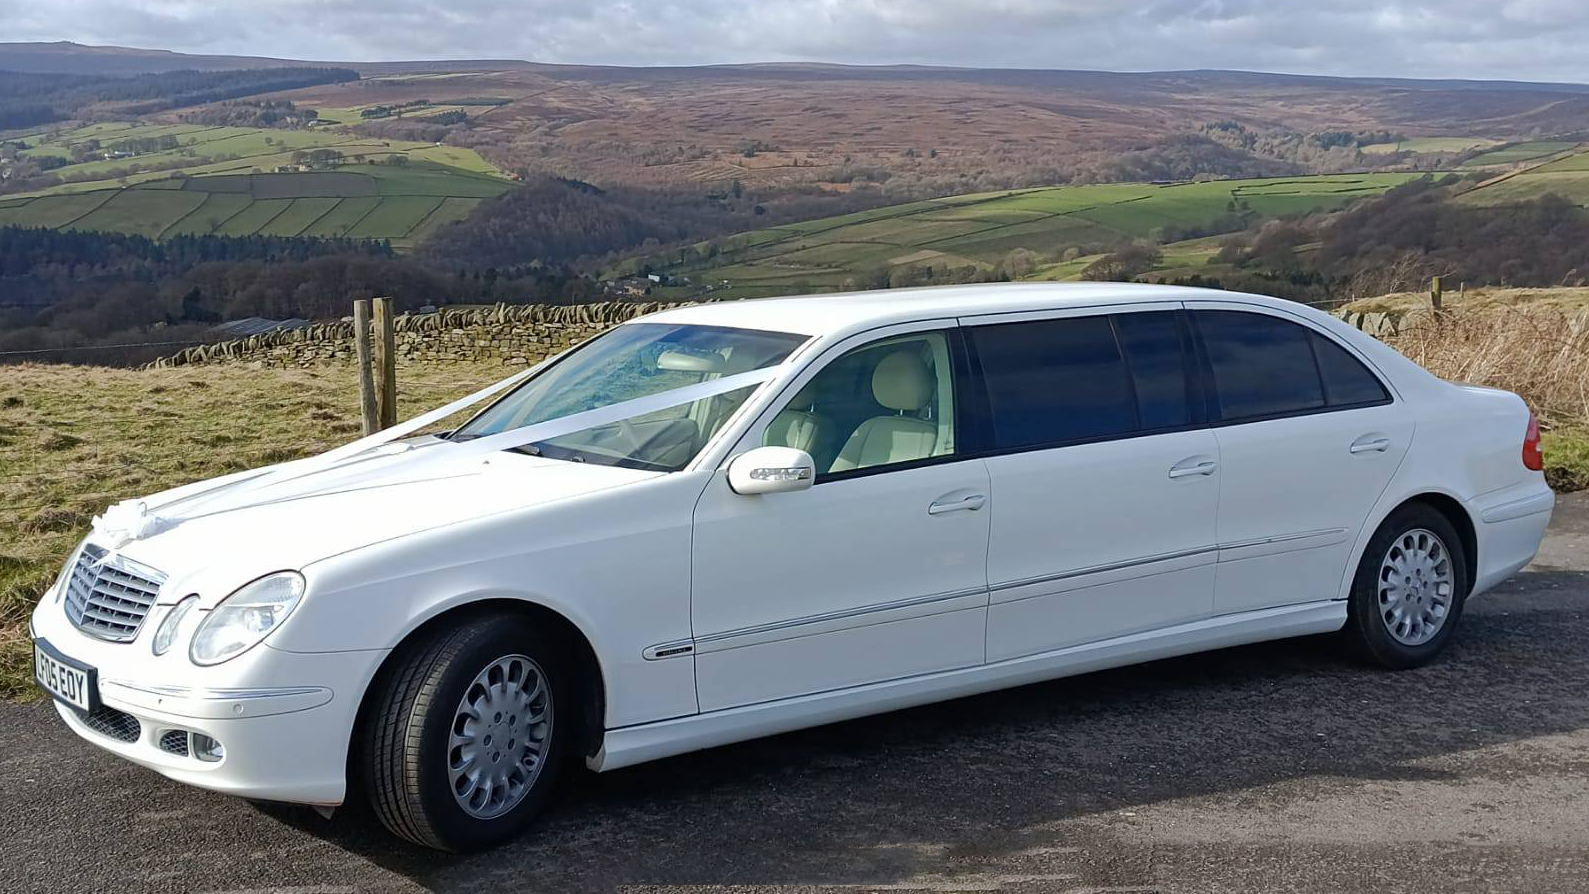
[589,600,1347,771]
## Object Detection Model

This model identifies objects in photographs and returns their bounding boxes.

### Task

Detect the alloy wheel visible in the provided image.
[446,654,553,820]
[1377,528,1455,647]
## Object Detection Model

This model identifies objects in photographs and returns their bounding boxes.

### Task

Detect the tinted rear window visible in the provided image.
[1312,333,1391,406]
[971,316,1137,448]
[1113,311,1193,430]
[1195,310,1325,420]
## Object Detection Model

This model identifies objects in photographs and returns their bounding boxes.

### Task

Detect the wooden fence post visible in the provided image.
[1430,275,1443,312]
[352,299,378,435]
[373,296,398,430]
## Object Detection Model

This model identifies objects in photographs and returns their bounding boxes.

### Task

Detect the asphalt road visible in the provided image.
[5,495,1589,894]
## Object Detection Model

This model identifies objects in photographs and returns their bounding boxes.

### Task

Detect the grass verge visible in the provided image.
[0,362,493,701]
[1542,426,1589,493]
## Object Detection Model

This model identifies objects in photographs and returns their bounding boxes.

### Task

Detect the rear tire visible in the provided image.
[1345,503,1470,669]
[363,614,569,851]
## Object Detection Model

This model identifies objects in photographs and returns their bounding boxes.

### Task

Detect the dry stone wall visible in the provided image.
[1333,308,1407,338]
[149,299,1402,370]
[151,302,691,369]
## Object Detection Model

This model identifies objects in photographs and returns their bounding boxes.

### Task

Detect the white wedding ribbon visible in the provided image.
[92,361,785,546]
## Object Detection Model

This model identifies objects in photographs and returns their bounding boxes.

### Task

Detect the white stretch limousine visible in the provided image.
[32,283,1553,850]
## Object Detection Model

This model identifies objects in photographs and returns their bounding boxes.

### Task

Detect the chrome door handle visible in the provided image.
[1167,460,1218,479]
[928,494,986,515]
[1350,436,1392,454]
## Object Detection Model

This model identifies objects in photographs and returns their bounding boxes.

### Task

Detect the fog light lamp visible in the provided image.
[192,733,225,763]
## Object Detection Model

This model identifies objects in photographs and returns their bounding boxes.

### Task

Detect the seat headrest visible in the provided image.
[871,351,933,412]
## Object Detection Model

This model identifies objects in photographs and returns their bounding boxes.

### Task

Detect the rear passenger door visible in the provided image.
[1188,302,1412,614]
[966,304,1221,662]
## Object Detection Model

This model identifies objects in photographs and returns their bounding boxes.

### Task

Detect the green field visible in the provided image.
[649,173,1432,297]
[0,163,510,244]
[1461,141,1581,167]
[1458,145,1589,207]
[10,121,505,192]
[1360,136,1502,155]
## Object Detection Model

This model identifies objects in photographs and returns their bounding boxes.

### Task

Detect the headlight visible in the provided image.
[151,595,200,656]
[51,542,84,603]
[189,572,305,666]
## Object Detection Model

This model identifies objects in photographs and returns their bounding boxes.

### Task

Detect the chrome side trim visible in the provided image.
[990,545,1218,594]
[1218,528,1349,552]
[1217,527,1349,563]
[594,599,1349,772]
[679,585,989,656]
[988,529,1351,599]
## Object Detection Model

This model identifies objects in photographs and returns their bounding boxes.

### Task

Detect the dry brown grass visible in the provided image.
[1344,286,1589,316]
[1380,305,1589,424]
[0,362,499,700]
[1372,302,1589,492]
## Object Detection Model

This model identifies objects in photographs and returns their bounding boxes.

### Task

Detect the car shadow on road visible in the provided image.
[257,570,1589,892]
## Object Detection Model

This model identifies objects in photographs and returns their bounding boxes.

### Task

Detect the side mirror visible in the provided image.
[727,446,816,495]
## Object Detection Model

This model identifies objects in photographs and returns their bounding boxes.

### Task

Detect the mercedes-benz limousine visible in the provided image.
[31,283,1553,850]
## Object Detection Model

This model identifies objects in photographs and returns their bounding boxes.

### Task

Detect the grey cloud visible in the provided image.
[3,0,1587,82]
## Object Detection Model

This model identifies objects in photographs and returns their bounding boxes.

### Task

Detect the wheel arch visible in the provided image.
[1357,491,1479,594]
[346,597,608,794]
[1404,492,1478,588]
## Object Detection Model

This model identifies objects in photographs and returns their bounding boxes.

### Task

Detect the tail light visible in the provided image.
[1522,413,1544,472]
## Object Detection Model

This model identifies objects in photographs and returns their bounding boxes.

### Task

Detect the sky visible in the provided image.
[5,0,1589,83]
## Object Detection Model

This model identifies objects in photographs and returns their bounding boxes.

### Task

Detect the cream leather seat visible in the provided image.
[829,351,938,472]
[765,408,824,454]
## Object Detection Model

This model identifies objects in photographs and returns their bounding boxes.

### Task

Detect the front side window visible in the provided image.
[454,322,807,471]
[762,331,957,476]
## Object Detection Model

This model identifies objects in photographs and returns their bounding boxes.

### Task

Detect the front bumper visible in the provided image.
[32,593,387,806]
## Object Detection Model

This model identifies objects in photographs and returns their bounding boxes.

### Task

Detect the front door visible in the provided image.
[690,325,992,712]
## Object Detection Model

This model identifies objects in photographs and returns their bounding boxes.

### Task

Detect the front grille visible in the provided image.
[79,705,141,743]
[158,730,190,756]
[63,543,166,642]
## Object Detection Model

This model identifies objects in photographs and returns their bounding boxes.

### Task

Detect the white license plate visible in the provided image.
[34,641,95,712]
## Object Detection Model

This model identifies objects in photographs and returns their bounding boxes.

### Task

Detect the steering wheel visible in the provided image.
[616,418,646,456]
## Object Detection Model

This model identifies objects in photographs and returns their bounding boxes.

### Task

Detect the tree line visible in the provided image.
[179,99,320,128]
[0,226,604,364]
[1144,177,1589,303]
[418,174,901,274]
[0,67,357,130]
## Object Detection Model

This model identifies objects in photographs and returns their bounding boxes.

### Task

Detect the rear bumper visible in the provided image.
[1469,485,1554,596]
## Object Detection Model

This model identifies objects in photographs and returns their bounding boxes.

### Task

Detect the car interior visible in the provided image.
[764,333,956,474]
[527,330,957,476]
[533,346,766,471]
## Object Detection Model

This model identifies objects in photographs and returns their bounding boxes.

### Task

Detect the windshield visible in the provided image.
[452,322,807,472]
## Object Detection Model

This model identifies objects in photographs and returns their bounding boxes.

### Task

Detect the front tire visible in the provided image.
[363,614,569,851]
[1345,503,1470,669]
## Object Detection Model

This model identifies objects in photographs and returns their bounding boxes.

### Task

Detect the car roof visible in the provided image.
[638,282,1290,337]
